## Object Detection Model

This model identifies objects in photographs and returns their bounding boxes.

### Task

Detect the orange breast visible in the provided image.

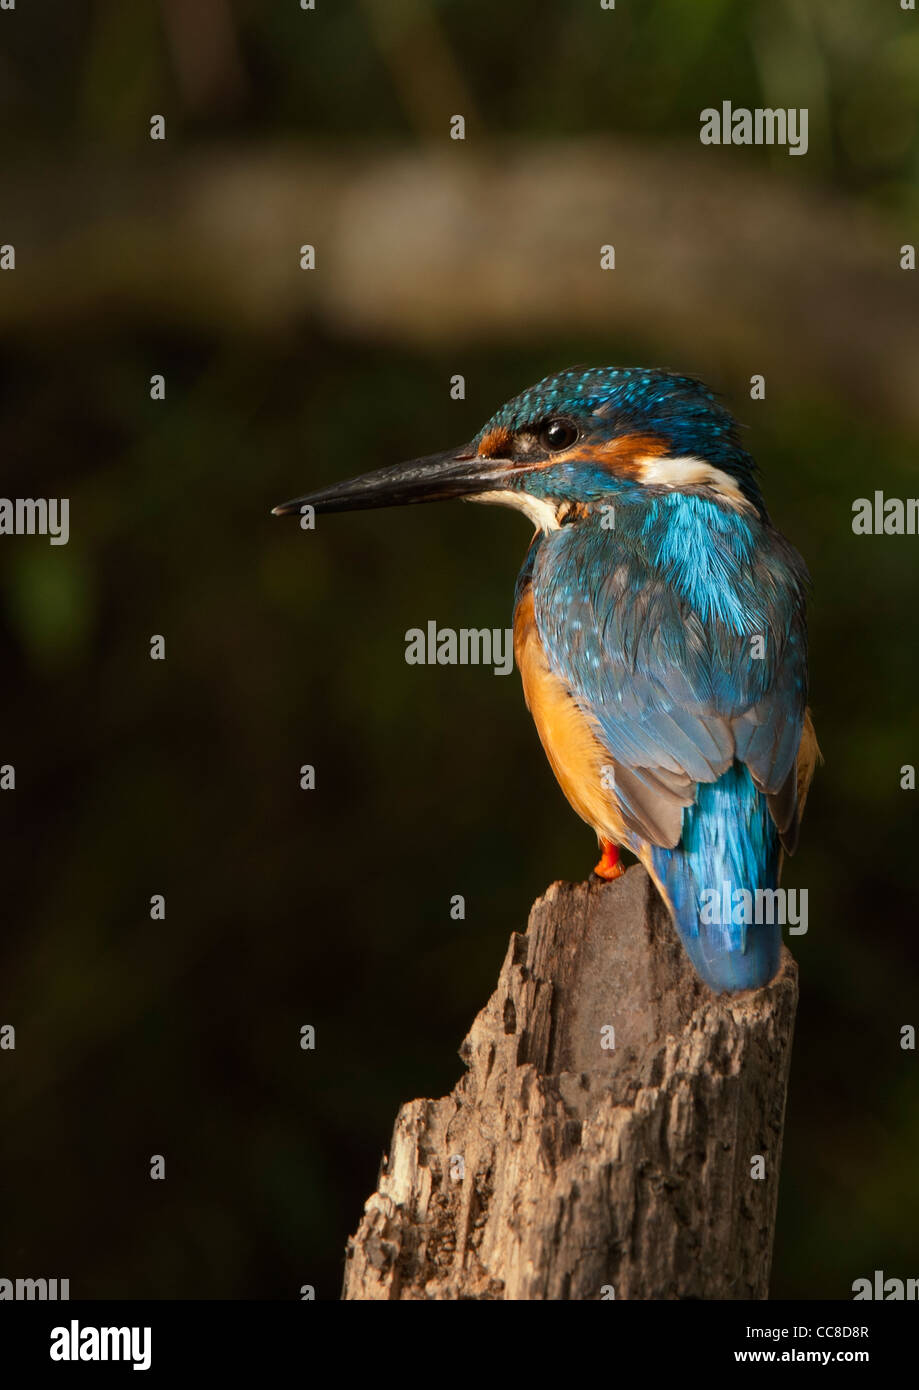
[513,586,627,846]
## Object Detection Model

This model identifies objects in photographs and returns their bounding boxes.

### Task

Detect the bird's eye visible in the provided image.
[541,418,578,452]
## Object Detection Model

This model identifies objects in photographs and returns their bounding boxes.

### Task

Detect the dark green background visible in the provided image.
[1,1,917,1298]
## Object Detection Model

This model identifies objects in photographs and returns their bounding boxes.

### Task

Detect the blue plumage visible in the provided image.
[478,366,764,505]
[276,365,817,994]
[501,371,812,991]
[650,767,781,993]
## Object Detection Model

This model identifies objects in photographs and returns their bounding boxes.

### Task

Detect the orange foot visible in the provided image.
[593,838,625,881]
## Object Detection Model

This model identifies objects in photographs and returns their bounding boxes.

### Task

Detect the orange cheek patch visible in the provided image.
[548,432,669,478]
[478,426,513,458]
[593,433,669,477]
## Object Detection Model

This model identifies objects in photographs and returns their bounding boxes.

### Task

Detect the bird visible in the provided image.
[273,367,818,993]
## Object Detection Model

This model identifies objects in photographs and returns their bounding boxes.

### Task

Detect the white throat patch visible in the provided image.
[467,489,561,532]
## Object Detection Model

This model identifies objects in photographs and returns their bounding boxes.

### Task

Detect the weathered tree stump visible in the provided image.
[342,865,798,1300]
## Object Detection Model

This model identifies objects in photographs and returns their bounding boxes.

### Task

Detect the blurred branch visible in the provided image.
[2,138,916,428]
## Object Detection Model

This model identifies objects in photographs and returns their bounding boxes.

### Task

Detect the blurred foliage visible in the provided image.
[0,0,917,1300]
[0,1,917,207]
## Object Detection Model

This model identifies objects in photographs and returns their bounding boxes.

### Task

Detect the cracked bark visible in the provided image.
[341,865,798,1301]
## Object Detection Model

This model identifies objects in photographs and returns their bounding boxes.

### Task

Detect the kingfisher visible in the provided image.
[274,367,818,993]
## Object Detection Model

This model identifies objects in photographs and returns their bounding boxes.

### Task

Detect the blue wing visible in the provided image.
[526,495,810,991]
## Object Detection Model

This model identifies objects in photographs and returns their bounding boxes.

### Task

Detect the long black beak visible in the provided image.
[272,445,527,517]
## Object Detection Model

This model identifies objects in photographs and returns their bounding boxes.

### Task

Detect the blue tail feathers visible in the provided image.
[650,763,782,993]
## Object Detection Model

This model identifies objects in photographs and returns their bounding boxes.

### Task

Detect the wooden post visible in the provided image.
[341,865,798,1300]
